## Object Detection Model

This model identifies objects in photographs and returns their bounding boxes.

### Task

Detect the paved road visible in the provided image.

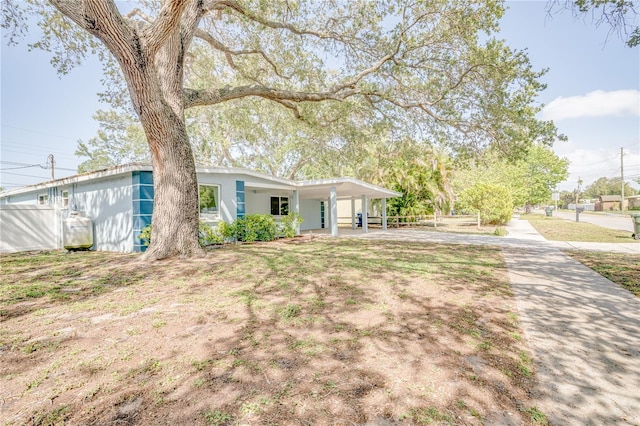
[552,210,635,233]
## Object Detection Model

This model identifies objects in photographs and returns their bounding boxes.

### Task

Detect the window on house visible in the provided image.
[38,194,48,205]
[199,185,220,217]
[270,196,289,216]
[61,190,69,208]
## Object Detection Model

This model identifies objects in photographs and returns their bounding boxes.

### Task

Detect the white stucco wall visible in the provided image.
[240,187,323,230]
[0,205,60,253]
[299,199,322,230]
[65,175,134,252]
[0,174,134,252]
[245,191,275,215]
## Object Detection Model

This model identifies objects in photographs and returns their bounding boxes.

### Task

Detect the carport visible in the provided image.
[297,177,402,237]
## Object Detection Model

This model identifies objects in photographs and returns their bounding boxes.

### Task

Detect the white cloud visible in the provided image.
[552,140,640,192]
[542,90,640,121]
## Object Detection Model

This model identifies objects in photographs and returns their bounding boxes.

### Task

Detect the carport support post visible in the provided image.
[361,194,368,233]
[381,198,387,230]
[330,187,338,237]
[351,197,356,230]
[292,190,300,236]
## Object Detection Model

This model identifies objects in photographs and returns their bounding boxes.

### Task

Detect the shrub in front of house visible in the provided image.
[140,213,303,247]
[231,214,277,242]
[138,221,224,247]
[278,212,304,238]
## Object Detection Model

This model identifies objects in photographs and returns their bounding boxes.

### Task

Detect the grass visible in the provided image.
[0,251,143,312]
[564,251,640,297]
[0,239,537,425]
[523,214,637,243]
[523,406,549,425]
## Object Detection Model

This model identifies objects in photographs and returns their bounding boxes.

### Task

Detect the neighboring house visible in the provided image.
[595,194,627,211]
[627,195,640,209]
[0,164,400,253]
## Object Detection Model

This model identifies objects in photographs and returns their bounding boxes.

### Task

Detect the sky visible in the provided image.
[1,1,639,193]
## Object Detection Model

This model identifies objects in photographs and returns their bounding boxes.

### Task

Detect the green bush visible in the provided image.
[217,221,235,240]
[138,224,152,246]
[138,221,224,247]
[459,182,513,225]
[494,226,508,236]
[138,213,300,246]
[199,221,225,246]
[225,214,276,242]
[278,213,304,238]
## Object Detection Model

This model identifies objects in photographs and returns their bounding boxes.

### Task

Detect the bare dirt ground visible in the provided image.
[1,238,540,425]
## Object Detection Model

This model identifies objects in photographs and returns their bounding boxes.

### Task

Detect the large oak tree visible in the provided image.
[3,0,562,259]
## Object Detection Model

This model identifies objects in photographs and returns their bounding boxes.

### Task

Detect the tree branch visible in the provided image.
[184,85,359,108]
[143,0,190,56]
[57,0,134,62]
[48,0,85,27]
[194,28,291,78]
[215,0,330,38]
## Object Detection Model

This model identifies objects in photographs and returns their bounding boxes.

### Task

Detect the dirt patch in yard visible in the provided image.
[1,238,540,425]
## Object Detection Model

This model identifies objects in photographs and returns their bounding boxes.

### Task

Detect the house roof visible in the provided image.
[0,163,401,200]
[297,177,402,200]
[599,195,623,202]
[0,163,153,198]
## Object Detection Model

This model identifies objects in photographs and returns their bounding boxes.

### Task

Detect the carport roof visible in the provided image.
[297,177,401,200]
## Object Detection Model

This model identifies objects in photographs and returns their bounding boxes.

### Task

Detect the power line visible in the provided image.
[1,146,78,161]
[1,124,80,141]
[0,161,77,172]
[1,171,50,178]
[0,182,32,187]
[0,161,35,166]
[0,163,48,170]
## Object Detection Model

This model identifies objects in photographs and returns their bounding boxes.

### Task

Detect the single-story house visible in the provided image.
[595,194,627,212]
[627,195,640,209]
[0,164,400,253]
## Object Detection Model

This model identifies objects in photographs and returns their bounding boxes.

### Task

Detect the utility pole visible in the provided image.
[575,177,583,222]
[48,154,55,180]
[621,147,625,214]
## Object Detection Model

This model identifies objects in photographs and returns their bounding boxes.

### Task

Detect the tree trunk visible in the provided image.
[143,123,204,261]
[121,27,203,260]
[134,65,204,260]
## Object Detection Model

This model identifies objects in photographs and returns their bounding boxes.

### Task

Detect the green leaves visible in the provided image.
[459,182,513,225]
[453,144,569,219]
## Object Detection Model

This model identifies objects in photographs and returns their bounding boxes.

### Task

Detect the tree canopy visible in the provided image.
[583,176,638,199]
[3,0,564,259]
[453,145,569,222]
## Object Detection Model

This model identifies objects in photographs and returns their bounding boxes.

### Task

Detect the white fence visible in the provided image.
[0,205,61,254]
[568,203,595,211]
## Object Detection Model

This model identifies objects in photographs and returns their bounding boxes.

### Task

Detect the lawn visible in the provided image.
[564,251,640,297]
[522,214,639,297]
[0,238,543,425]
[522,214,636,243]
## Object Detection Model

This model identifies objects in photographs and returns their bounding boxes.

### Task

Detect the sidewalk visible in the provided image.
[502,219,640,425]
[547,240,639,254]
